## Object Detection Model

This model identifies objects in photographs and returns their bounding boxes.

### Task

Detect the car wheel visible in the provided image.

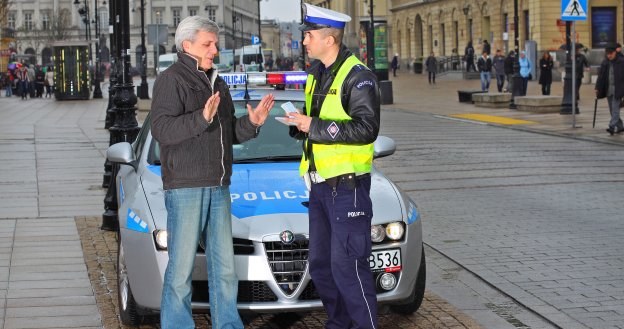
[117,238,141,325]
[391,247,426,315]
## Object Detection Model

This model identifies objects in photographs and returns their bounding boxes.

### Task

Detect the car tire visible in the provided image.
[391,247,426,315]
[117,238,141,326]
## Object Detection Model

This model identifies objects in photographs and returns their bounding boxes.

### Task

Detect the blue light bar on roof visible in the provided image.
[220,72,307,86]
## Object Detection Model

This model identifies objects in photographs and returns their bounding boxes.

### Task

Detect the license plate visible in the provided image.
[368,249,402,273]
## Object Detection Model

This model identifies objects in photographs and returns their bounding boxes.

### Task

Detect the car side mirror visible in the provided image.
[373,136,396,159]
[107,142,137,170]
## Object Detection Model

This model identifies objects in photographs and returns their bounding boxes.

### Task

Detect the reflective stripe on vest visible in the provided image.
[299,55,374,178]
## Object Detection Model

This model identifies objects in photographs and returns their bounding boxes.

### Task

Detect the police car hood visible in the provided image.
[145,162,403,239]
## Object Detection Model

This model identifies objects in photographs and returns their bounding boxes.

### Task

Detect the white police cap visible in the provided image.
[299,3,351,31]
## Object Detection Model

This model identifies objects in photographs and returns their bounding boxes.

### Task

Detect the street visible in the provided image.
[1,71,623,328]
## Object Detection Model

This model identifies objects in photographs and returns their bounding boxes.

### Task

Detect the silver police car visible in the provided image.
[107,72,426,325]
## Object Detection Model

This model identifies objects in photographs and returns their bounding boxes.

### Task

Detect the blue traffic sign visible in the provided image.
[251,35,260,45]
[561,0,587,21]
[291,41,299,49]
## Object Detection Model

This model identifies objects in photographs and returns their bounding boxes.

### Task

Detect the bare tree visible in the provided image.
[0,0,11,28]
[47,8,73,41]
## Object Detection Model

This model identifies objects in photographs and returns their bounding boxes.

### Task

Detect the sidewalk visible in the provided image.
[385,68,624,147]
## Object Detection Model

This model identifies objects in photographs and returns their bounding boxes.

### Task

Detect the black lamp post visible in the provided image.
[102,0,140,231]
[560,21,575,114]
[367,0,375,71]
[137,0,149,99]
[92,0,103,98]
[509,0,523,109]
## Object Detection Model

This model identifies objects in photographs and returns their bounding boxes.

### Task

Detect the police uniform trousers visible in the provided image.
[308,174,378,329]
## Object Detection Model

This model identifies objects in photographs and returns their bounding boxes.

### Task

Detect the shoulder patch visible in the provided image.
[355,79,375,89]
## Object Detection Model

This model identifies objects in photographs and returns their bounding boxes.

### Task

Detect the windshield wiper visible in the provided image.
[234,155,300,163]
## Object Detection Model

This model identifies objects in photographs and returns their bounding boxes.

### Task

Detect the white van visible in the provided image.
[157,53,178,74]
[234,45,264,72]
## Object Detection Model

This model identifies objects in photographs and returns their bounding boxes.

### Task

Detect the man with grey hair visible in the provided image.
[151,16,275,328]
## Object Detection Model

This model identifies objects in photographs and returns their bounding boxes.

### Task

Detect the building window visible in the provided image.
[42,11,50,30]
[173,8,181,27]
[523,10,529,41]
[189,7,198,17]
[206,7,216,22]
[24,12,33,31]
[503,13,508,33]
[155,10,163,24]
[8,12,15,29]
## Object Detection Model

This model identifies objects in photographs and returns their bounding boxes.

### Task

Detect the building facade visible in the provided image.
[391,0,623,67]
[5,0,261,73]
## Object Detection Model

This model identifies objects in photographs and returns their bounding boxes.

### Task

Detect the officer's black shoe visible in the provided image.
[606,127,615,136]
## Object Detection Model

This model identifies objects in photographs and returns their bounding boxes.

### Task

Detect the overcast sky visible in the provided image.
[260,0,302,23]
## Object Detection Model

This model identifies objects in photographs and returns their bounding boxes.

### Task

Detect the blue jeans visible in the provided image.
[161,186,243,329]
[480,71,491,91]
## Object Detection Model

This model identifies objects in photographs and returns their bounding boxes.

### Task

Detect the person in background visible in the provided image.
[151,16,275,329]
[595,42,624,135]
[16,65,29,100]
[482,39,491,55]
[518,51,531,96]
[504,51,516,92]
[425,52,437,84]
[45,66,54,98]
[574,45,589,102]
[465,41,476,72]
[27,64,36,98]
[451,48,460,70]
[4,71,13,97]
[492,49,506,92]
[477,51,492,91]
[286,3,380,328]
[34,66,45,98]
[538,52,554,95]
[391,53,399,77]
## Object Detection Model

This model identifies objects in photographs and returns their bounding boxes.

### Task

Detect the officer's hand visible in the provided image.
[286,112,312,133]
[203,92,220,123]
[248,93,275,126]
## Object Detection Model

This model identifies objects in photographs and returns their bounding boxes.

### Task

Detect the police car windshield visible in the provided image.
[232,100,302,162]
[147,100,303,165]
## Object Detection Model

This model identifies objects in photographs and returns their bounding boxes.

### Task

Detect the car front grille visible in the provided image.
[264,239,308,296]
[197,238,254,255]
[191,281,278,303]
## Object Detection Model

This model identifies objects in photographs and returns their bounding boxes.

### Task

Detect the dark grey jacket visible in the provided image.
[595,54,624,100]
[151,53,259,190]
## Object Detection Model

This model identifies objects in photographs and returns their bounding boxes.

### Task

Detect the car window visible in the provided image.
[147,100,304,165]
[133,114,151,160]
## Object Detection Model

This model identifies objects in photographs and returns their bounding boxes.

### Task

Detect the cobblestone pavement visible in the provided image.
[75,216,483,329]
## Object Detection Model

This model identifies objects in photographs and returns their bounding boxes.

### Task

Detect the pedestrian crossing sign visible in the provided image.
[561,0,587,21]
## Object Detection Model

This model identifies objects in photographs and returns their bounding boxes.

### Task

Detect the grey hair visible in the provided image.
[175,16,220,52]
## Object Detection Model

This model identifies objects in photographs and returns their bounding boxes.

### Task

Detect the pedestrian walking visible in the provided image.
[492,49,506,92]
[595,42,624,135]
[482,39,491,56]
[425,52,437,84]
[150,15,275,329]
[27,65,36,98]
[4,71,13,97]
[519,51,531,96]
[286,3,380,328]
[477,51,492,91]
[451,48,460,70]
[539,52,554,95]
[504,51,516,92]
[34,66,45,98]
[391,53,399,77]
[575,45,589,101]
[45,66,54,98]
[465,41,476,72]
[16,65,29,100]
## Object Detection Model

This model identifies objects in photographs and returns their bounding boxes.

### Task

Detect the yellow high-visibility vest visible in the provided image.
[299,55,374,178]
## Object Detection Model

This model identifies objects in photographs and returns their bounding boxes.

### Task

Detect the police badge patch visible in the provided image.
[327,121,340,139]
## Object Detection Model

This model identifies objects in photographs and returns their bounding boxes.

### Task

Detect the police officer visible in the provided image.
[286,3,380,329]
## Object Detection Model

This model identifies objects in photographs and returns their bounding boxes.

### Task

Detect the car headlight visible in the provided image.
[371,225,386,243]
[154,229,168,250]
[385,222,405,240]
